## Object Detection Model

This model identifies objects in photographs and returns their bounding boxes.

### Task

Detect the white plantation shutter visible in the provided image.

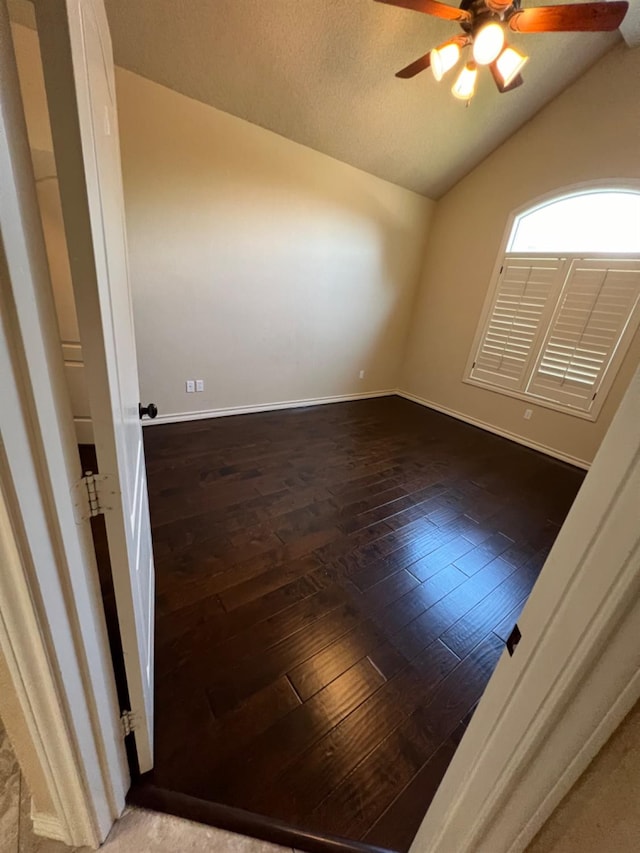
[527,259,640,412]
[470,258,565,391]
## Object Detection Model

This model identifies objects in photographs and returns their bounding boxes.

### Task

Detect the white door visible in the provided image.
[34,0,155,772]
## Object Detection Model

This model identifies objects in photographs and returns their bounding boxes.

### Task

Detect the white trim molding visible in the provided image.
[396,390,590,470]
[143,386,591,471]
[142,389,397,426]
[61,340,83,361]
[31,811,69,843]
[0,3,127,844]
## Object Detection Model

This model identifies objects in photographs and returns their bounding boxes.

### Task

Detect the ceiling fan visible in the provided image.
[376,0,629,101]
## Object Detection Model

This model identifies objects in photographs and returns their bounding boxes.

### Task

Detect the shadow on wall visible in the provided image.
[10,18,434,424]
[116,66,434,417]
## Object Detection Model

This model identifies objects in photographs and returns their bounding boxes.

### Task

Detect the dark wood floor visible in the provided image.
[142,396,584,852]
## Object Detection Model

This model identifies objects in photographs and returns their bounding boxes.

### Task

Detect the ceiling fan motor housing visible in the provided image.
[484,0,517,15]
[459,0,520,32]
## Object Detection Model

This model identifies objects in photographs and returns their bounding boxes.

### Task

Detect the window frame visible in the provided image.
[463,184,640,422]
[507,189,640,255]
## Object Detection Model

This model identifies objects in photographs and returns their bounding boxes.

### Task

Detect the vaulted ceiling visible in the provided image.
[11,0,628,197]
[102,0,624,198]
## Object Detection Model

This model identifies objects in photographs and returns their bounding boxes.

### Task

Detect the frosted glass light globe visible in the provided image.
[496,45,528,86]
[473,22,505,65]
[452,62,478,100]
[431,41,461,81]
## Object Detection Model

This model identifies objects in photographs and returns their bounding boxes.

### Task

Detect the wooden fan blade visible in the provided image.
[489,61,524,92]
[396,52,432,78]
[375,0,470,23]
[508,1,628,33]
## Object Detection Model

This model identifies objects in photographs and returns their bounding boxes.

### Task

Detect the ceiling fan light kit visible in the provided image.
[495,44,528,85]
[452,61,478,99]
[472,21,505,64]
[431,39,463,79]
[377,0,629,103]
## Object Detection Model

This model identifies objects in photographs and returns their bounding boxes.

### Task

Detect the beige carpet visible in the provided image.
[0,715,299,853]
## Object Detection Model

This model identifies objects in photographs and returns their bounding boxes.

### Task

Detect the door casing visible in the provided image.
[0,0,128,844]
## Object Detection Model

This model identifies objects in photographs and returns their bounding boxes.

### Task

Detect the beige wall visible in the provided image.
[401,43,640,467]
[14,18,639,466]
[527,700,640,853]
[115,68,433,418]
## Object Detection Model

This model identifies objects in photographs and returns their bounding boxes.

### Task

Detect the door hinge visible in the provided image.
[73,471,116,521]
[120,710,136,737]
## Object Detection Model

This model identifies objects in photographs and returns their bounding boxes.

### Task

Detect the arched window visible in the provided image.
[467,188,640,419]
[509,191,640,254]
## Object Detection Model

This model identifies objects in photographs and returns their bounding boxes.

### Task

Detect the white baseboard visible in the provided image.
[396,389,590,470]
[140,386,590,470]
[31,809,69,843]
[141,389,396,426]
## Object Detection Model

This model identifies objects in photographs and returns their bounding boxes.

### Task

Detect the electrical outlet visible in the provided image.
[524,408,533,420]
[185,380,195,393]
[359,370,365,380]
[195,379,204,392]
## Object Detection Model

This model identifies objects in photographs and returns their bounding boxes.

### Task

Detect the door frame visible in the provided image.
[0,1,127,846]
[1,1,639,849]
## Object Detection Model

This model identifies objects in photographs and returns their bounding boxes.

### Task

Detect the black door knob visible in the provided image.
[139,403,158,420]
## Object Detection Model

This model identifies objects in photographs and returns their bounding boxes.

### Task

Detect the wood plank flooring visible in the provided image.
[142,396,584,852]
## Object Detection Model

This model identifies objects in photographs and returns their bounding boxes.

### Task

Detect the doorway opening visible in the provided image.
[9,11,639,852]
[124,186,638,849]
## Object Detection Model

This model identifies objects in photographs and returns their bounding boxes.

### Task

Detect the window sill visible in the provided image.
[462,377,599,422]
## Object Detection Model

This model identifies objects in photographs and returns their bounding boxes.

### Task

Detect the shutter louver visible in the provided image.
[470,258,564,391]
[527,260,640,411]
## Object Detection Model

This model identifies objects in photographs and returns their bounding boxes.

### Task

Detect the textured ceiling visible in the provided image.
[12,0,622,198]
